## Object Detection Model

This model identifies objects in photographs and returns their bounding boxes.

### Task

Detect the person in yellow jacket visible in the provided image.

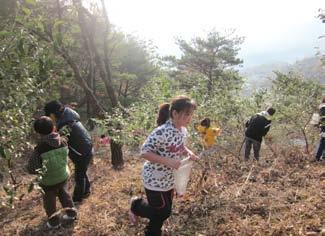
[195,118,221,149]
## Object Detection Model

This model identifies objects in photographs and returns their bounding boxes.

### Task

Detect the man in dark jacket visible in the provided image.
[44,101,93,203]
[316,98,325,161]
[244,107,276,161]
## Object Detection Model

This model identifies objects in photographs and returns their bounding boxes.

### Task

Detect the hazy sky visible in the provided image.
[105,0,324,67]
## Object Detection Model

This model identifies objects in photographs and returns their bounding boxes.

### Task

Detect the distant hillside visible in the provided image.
[240,62,290,92]
[240,56,325,94]
[288,57,325,83]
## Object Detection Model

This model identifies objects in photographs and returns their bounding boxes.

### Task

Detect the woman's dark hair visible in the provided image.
[200,118,211,128]
[156,103,170,126]
[44,100,64,118]
[34,116,54,135]
[156,95,197,126]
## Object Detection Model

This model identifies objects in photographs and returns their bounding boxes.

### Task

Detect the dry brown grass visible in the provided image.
[0,147,325,236]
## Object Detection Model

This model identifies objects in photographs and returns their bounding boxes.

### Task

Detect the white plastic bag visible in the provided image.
[174,157,193,195]
[310,113,319,125]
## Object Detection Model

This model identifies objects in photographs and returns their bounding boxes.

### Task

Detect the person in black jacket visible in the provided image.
[44,101,93,203]
[316,98,325,161]
[244,107,276,161]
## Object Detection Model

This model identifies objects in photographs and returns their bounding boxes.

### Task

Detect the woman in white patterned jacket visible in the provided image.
[129,95,199,236]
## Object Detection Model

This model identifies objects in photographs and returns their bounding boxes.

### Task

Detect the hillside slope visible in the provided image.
[0,148,325,236]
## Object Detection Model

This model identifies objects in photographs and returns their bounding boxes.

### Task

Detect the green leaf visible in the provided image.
[0,30,11,37]
[71,25,81,34]
[53,20,65,31]
[17,38,25,55]
[25,0,36,5]
[21,7,31,16]
[0,146,7,159]
[36,21,44,32]
[54,32,63,46]
[3,185,9,193]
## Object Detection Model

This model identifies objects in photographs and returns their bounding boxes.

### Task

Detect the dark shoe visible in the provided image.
[83,191,91,198]
[315,156,322,161]
[129,196,139,226]
[63,207,77,220]
[62,214,77,221]
[61,212,77,227]
[73,199,82,205]
[46,221,61,229]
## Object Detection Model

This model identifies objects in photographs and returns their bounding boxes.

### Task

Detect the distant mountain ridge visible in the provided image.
[240,56,325,93]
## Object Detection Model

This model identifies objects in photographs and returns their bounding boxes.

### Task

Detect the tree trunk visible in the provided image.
[74,0,124,168]
[301,128,309,154]
[207,70,213,95]
[56,0,105,116]
[123,80,129,97]
[110,139,124,169]
[86,62,95,118]
[100,0,124,169]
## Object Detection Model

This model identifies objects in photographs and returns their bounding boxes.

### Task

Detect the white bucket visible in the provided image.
[174,157,193,195]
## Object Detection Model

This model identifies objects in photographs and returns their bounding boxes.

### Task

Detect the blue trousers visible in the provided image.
[316,137,325,161]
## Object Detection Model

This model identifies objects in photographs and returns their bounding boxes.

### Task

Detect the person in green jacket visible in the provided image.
[28,116,77,229]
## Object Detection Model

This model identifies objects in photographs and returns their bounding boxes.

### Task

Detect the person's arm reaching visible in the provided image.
[184,146,199,161]
[141,152,181,169]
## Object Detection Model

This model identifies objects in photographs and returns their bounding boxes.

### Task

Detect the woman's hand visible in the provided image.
[167,159,181,170]
[188,152,199,161]
[186,148,199,161]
